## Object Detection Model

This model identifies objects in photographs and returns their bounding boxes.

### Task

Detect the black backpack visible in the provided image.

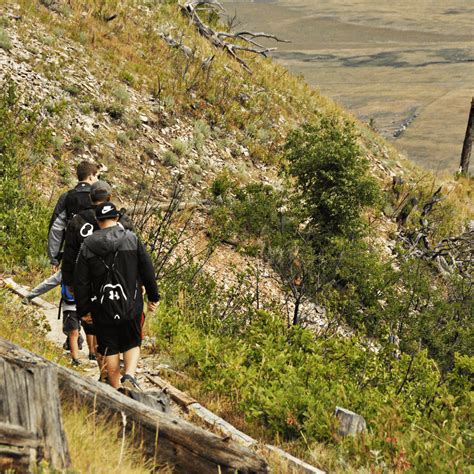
[65,185,92,221]
[92,243,137,325]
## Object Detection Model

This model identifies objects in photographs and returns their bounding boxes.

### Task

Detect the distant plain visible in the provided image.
[223,0,474,173]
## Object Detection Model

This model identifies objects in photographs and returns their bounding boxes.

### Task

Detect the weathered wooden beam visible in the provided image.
[460,97,473,175]
[0,337,268,474]
[3,277,56,311]
[0,423,39,449]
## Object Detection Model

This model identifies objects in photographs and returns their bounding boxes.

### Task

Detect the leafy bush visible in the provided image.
[63,83,81,96]
[112,84,130,104]
[119,69,136,87]
[106,102,125,119]
[285,116,379,240]
[149,275,472,472]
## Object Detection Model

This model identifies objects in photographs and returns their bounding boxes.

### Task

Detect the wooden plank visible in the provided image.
[0,422,39,448]
[263,445,325,474]
[188,403,256,447]
[145,374,197,406]
[3,277,56,311]
[0,445,31,474]
[0,337,268,474]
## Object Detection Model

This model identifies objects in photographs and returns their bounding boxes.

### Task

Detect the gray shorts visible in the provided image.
[63,310,80,334]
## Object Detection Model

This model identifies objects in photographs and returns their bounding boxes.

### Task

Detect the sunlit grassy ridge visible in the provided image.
[10,0,379,164]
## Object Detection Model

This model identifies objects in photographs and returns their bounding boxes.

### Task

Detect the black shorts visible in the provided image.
[94,315,142,356]
[81,320,96,336]
[63,311,80,334]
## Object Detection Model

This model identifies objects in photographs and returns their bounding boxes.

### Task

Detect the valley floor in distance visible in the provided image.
[224,0,474,173]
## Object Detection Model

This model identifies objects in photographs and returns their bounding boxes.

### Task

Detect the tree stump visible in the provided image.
[334,407,367,437]
[0,348,70,472]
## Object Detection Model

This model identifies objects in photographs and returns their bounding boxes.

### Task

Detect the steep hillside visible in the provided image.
[0,1,473,473]
[0,0,407,195]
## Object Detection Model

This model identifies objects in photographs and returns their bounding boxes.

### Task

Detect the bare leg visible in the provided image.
[86,334,95,355]
[123,346,140,377]
[103,354,121,388]
[69,329,79,360]
[93,337,104,373]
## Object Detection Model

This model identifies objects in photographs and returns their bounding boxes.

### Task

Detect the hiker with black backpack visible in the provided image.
[62,180,133,363]
[48,161,99,268]
[74,202,159,390]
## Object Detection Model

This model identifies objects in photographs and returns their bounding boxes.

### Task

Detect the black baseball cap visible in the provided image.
[90,180,112,202]
[95,202,120,220]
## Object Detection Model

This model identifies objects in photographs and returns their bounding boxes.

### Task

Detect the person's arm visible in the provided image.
[48,210,67,265]
[137,240,159,304]
[27,271,62,299]
[73,247,91,318]
[62,221,80,287]
[48,192,68,231]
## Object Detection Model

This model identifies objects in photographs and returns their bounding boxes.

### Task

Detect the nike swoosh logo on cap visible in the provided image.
[101,205,113,214]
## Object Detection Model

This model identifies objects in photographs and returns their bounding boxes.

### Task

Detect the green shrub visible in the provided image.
[162,150,178,167]
[171,138,189,157]
[193,119,211,154]
[45,99,68,116]
[63,83,81,96]
[106,102,125,120]
[117,131,129,146]
[285,116,380,240]
[210,172,236,199]
[70,133,85,151]
[91,99,106,113]
[0,28,12,51]
[149,278,472,472]
[112,84,130,104]
[119,70,136,87]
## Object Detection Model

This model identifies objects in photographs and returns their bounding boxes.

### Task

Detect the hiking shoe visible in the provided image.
[121,374,141,391]
[88,353,97,361]
[72,358,81,366]
[98,372,108,384]
[63,338,70,351]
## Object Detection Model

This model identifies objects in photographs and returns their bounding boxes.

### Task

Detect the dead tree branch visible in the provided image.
[159,31,193,58]
[179,0,289,73]
[398,187,473,278]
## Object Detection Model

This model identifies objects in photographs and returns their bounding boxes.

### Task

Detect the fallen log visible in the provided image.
[0,337,268,473]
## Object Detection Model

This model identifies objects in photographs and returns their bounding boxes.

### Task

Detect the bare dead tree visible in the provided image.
[130,168,215,282]
[459,97,473,175]
[397,187,473,279]
[179,0,289,73]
